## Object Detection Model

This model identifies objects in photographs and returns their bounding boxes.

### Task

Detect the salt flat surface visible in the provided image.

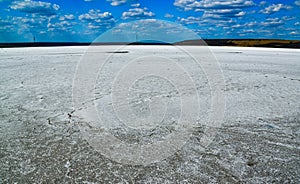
[0,46,299,183]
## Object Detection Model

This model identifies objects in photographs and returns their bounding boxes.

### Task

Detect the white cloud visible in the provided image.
[235,11,246,16]
[79,9,116,31]
[48,21,71,28]
[105,19,198,43]
[295,1,300,6]
[174,0,251,22]
[122,7,155,20]
[65,14,75,20]
[241,29,254,33]
[87,22,101,29]
[177,16,201,25]
[165,13,174,18]
[290,31,299,35]
[0,18,13,27]
[232,21,258,28]
[174,0,254,11]
[3,15,50,36]
[107,0,127,6]
[79,9,113,21]
[260,4,292,14]
[282,16,296,21]
[0,17,16,34]
[14,16,48,26]
[202,9,246,20]
[59,14,75,21]
[10,0,60,15]
[131,3,140,7]
[259,1,267,6]
[84,0,129,6]
[261,18,284,27]
[47,20,74,32]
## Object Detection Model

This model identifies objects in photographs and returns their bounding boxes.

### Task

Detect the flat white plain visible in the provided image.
[0,46,299,183]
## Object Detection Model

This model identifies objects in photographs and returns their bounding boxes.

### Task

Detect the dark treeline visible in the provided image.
[1,39,300,48]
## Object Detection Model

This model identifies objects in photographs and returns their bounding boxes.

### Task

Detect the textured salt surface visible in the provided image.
[0,46,299,183]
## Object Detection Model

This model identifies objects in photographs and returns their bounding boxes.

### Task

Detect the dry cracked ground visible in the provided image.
[0,46,299,183]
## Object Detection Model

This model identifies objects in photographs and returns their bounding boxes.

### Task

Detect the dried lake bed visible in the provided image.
[0,46,299,183]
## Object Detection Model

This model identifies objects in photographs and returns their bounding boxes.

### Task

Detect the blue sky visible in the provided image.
[0,0,300,42]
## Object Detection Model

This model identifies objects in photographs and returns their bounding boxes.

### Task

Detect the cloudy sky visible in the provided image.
[0,0,299,42]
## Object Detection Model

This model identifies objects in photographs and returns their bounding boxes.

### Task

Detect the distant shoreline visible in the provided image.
[1,39,300,49]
